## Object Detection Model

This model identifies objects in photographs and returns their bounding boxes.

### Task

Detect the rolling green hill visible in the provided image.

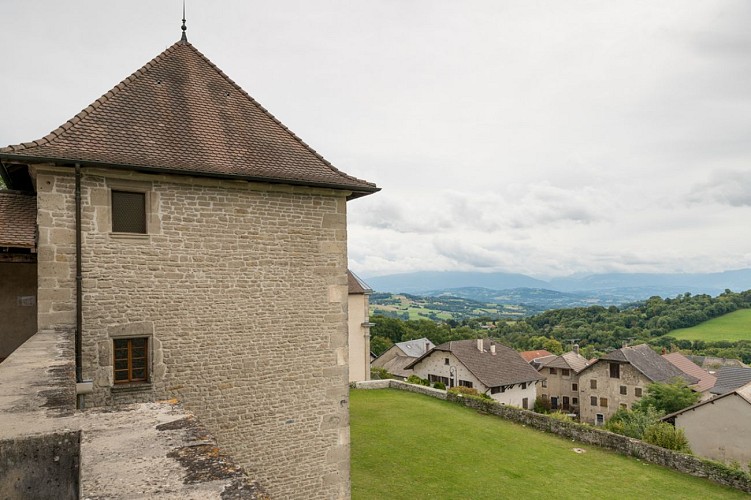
[369,292,539,321]
[666,309,751,342]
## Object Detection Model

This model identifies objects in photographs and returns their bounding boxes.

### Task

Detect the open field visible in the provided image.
[666,309,751,342]
[350,389,746,499]
[370,293,533,322]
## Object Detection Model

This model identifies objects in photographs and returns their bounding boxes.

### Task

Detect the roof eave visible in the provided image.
[0,154,380,199]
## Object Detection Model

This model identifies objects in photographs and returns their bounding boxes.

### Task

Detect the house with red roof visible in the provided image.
[0,26,377,498]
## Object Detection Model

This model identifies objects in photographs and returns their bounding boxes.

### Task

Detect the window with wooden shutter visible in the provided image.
[113,337,149,383]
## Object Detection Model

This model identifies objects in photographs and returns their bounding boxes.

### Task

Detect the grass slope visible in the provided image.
[666,309,751,342]
[350,389,745,499]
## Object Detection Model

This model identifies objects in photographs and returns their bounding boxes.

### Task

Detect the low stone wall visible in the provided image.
[362,380,751,494]
[354,379,447,399]
[0,431,81,500]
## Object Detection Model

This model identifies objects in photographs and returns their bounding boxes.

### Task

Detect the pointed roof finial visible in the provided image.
[180,1,188,42]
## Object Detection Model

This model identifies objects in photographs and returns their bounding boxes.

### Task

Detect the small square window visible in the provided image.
[541,380,547,388]
[572,397,578,405]
[609,363,620,379]
[590,379,597,390]
[620,403,628,410]
[596,414,604,425]
[521,382,527,390]
[635,387,643,397]
[522,398,529,409]
[620,385,627,395]
[113,337,149,383]
[590,396,597,406]
[561,368,570,377]
[459,380,473,388]
[444,358,450,365]
[491,386,501,394]
[112,190,146,233]
[549,368,557,375]
[600,397,608,408]
[572,383,578,391]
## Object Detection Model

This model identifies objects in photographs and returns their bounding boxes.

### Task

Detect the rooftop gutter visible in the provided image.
[0,154,380,200]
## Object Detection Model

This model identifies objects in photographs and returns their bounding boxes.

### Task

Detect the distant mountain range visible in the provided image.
[362,269,751,309]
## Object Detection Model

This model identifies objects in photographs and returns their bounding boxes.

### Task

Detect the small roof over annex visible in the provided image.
[0,37,378,199]
[520,349,554,363]
[662,381,751,422]
[347,271,373,295]
[710,366,751,396]
[662,352,717,393]
[539,351,590,373]
[0,191,36,250]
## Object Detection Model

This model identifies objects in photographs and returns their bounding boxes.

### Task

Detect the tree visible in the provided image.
[604,406,662,439]
[370,336,393,357]
[632,379,701,415]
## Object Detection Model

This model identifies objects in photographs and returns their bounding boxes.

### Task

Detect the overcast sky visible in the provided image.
[2,1,750,279]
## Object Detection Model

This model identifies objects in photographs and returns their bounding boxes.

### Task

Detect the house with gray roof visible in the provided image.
[406,339,543,408]
[371,338,435,380]
[662,352,717,401]
[663,381,751,471]
[578,344,698,425]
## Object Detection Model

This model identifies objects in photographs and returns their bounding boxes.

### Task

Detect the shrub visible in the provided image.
[604,407,662,439]
[370,367,393,380]
[643,422,691,453]
[448,386,480,397]
[533,396,552,414]
[546,411,575,423]
[433,382,446,390]
[406,374,429,386]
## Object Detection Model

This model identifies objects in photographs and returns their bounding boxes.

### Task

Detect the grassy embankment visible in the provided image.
[666,309,751,342]
[350,389,746,499]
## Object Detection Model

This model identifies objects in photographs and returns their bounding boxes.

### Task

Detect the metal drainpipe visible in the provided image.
[75,164,84,408]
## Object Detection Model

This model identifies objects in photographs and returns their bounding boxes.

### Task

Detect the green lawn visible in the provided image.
[350,389,746,499]
[666,309,751,342]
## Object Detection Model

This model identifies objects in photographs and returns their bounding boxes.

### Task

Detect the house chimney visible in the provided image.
[477,338,483,352]
[425,342,430,355]
[573,344,579,355]
[491,344,496,355]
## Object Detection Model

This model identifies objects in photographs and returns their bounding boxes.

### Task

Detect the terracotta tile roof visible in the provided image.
[520,350,554,363]
[0,40,378,199]
[347,270,373,295]
[0,191,36,249]
[595,344,699,385]
[408,339,544,387]
[662,352,717,393]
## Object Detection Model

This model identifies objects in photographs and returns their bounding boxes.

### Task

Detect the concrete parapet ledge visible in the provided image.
[0,331,267,499]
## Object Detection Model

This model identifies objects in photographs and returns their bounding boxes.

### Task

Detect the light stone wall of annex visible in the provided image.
[33,165,352,500]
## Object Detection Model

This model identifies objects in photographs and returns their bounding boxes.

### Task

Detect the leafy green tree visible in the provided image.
[542,338,563,355]
[370,336,393,357]
[632,379,701,415]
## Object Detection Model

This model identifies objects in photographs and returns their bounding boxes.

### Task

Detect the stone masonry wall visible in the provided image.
[33,165,352,499]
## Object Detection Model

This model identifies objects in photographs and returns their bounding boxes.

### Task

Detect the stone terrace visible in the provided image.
[0,330,266,499]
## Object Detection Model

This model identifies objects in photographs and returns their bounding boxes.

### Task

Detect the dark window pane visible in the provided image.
[132,368,146,380]
[114,339,128,349]
[132,338,147,348]
[114,370,129,381]
[132,358,146,369]
[112,191,146,233]
[115,359,128,370]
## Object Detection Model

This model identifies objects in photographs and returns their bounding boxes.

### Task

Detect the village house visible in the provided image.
[578,344,697,425]
[536,347,589,413]
[406,339,543,408]
[348,271,373,383]
[371,337,435,380]
[663,381,751,471]
[710,366,751,396]
[0,28,378,499]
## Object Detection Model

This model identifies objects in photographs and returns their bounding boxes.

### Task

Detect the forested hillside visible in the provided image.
[370,289,751,363]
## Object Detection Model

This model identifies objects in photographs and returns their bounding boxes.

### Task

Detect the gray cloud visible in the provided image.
[688,170,751,207]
